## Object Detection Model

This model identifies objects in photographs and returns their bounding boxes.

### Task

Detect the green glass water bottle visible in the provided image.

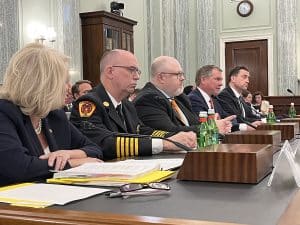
[266,105,276,124]
[197,111,209,149]
[207,109,219,145]
[288,102,297,118]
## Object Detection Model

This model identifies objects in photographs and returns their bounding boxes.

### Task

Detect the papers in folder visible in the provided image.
[0,183,109,208]
[47,159,181,186]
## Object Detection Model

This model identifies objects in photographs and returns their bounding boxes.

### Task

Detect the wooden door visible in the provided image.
[225,39,268,96]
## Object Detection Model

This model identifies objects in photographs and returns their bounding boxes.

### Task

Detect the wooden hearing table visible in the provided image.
[0,145,299,225]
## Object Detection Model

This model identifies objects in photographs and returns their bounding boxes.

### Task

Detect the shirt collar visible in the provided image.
[106,91,121,108]
[197,87,211,103]
[155,87,172,100]
[229,85,241,98]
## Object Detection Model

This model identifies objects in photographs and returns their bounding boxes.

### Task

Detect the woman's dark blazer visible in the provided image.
[0,99,103,186]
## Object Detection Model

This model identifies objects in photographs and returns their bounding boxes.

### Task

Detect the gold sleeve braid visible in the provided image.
[151,130,168,138]
[116,137,139,157]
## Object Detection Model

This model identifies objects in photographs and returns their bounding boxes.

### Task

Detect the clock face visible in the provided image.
[237,0,253,17]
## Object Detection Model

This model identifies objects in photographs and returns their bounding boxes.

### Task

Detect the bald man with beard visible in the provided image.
[134,56,234,134]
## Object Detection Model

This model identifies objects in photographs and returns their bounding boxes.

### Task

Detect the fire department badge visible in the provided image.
[79,101,96,117]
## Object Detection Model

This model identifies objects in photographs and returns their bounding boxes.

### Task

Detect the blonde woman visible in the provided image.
[0,43,103,186]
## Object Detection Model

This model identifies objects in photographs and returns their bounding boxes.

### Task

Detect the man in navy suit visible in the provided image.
[217,66,262,127]
[188,65,254,131]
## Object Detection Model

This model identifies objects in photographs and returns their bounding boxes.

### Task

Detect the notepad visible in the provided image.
[0,183,110,208]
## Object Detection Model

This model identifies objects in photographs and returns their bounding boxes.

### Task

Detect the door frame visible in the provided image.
[220,34,274,95]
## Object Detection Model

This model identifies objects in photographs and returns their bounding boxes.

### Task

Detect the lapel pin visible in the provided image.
[103,101,110,107]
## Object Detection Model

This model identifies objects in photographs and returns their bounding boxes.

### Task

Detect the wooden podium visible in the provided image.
[177,144,273,184]
[257,122,299,140]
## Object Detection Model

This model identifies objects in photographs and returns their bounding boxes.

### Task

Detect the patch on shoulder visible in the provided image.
[79,101,96,118]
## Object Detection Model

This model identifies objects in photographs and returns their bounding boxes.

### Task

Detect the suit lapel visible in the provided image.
[23,115,44,156]
[195,89,209,111]
[43,118,58,151]
[227,87,242,114]
[148,83,181,124]
[96,84,127,132]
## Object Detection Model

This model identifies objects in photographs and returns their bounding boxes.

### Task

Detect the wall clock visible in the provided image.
[237,0,254,17]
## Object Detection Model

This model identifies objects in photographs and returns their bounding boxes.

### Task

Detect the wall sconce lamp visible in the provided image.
[27,23,56,44]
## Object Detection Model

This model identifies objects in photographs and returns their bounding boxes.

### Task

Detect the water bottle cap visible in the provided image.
[269,105,273,109]
[199,111,208,117]
[291,102,294,106]
[208,108,215,114]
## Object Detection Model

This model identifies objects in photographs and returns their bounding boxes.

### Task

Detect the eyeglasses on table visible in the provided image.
[106,182,171,198]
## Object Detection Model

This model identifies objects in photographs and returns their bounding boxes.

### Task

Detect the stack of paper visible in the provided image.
[47,160,176,186]
[53,160,160,179]
[0,183,109,208]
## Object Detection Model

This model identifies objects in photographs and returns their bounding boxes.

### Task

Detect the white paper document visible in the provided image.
[0,183,110,206]
[134,158,184,170]
[53,161,160,179]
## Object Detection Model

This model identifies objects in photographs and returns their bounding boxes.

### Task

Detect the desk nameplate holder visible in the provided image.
[222,130,281,153]
[257,122,299,141]
[177,144,273,184]
[267,140,300,187]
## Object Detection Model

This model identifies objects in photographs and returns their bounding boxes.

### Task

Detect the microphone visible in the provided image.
[287,88,295,96]
[110,132,194,152]
[215,96,257,129]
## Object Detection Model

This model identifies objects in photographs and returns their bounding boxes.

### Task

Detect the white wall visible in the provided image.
[18,0,300,95]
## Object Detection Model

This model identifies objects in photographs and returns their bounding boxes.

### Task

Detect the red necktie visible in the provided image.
[209,98,214,109]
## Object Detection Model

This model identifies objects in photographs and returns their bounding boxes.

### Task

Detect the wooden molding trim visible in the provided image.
[0,205,243,225]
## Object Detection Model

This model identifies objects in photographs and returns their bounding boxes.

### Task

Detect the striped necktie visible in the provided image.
[170,99,189,126]
[238,96,246,117]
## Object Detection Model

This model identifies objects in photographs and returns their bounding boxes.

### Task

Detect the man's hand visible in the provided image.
[247,120,263,130]
[216,115,236,134]
[163,131,196,151]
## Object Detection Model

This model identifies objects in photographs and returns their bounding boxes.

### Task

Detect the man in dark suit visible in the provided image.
[188,65,255,131]
[134,56,234,134]
[218,66,262,127]
[70,49,196,160]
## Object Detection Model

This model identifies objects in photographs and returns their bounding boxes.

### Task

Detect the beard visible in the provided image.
[174,85,184,96]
